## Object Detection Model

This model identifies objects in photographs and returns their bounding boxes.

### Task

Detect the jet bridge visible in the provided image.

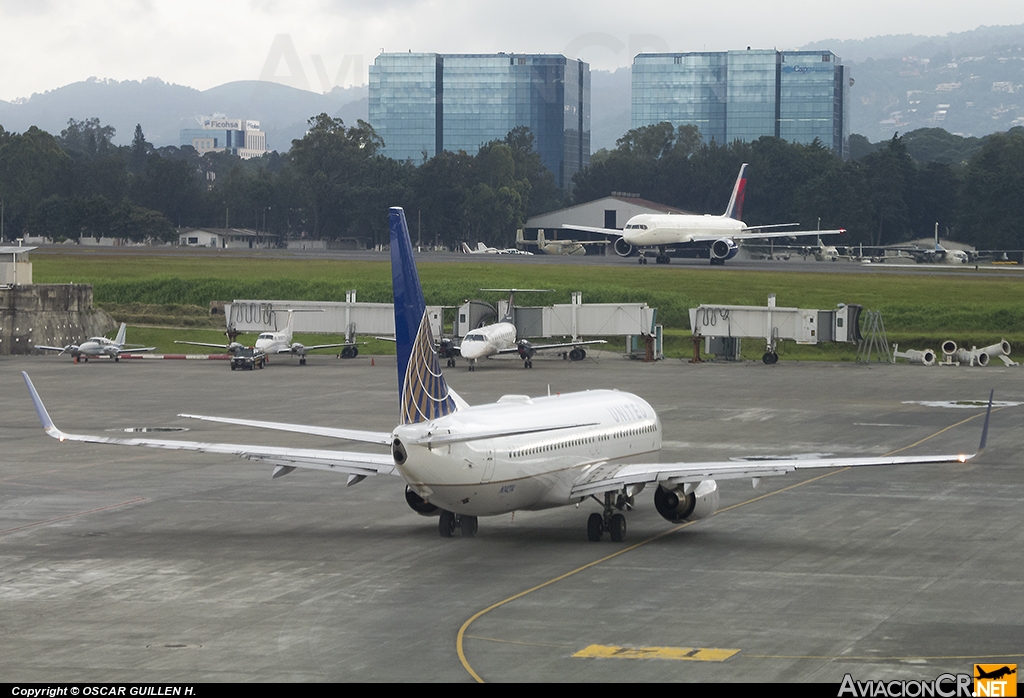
[689,295,862,364]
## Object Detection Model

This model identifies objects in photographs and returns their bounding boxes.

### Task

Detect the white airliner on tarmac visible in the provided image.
[176,310,360,364]
[35,323,155,363]
[454,289,606,370]
[564,164,846,265]
[22,207,991,542]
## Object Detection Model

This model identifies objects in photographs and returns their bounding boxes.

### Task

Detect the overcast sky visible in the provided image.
[2,0,1023,102]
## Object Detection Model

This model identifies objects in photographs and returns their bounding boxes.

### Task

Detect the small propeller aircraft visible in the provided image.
[35,323,155,363]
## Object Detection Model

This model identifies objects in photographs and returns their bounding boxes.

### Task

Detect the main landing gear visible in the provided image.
[761,351,779,365]
[446,357,457,368]
[523,358,533,369]
[439,510,478,538]
[587,491,631,542]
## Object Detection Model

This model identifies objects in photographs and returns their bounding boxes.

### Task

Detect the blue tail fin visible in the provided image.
[390,207,457,424]
[723,163,748,220]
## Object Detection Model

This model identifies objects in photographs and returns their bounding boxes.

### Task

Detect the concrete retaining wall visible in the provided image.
[0,284,117,355]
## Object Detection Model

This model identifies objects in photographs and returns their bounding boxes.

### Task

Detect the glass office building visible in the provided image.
[369,53,590,187]
[632,50,848,157]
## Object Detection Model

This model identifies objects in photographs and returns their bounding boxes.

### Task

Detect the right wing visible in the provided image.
[35,345,70,353]
[571,394,992,498]
[175,341,230,350]
[23,372,396,481]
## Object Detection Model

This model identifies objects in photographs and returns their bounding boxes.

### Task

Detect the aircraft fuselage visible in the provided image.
[621,213,745,247]
[393,389,661,516]
[458,322,518,361]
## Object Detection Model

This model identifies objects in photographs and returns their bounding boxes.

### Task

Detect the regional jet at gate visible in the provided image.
[23,207,991,542]
[35,323,155,363]
[563,164,845,265]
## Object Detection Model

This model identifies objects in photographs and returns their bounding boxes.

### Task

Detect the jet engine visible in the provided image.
[653,481,720,523]
[614,238,636,257]
[405,486,439,516]
[710,239,739,264]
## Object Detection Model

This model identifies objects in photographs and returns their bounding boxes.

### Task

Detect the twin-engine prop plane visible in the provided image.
[35,323,155,363]
[176,309,359,364]
[23,208,991,542]
[564,164,845,265]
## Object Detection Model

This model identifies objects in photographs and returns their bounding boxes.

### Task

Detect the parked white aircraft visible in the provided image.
[22,207,991,542]
[460,241,533,256]
[454,289,606,370]
[564,164,846,265]
[35,323,155,363]
[176,310,359,364]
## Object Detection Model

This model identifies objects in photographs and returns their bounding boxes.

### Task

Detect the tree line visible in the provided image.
[1,113,1023,251]
[0,115,561,249]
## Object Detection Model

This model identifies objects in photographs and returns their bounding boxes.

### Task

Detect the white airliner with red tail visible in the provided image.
[565,164,846,265]
[22,208,990,542]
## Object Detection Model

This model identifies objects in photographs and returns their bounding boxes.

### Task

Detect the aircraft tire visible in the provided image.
[439,510,457,538]
[352,347,358,358]
[461,515,478,538]
[609,514,627,543]
[231,364,236,371]
[587,513,604,542]
[762,352,774,365]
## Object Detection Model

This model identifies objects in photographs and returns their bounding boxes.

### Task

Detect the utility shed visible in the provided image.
[0,246,35,286]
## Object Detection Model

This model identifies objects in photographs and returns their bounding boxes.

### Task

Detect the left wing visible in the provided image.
[496,339,607,355]
[118,347,157,354]
[688,228,846,243]
[571,395,991,498]
[23,372,396,481]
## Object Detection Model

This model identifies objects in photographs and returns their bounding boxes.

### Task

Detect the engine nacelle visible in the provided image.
[654,481,720,524]
[405,486,439,516]
[710,238,739,261]
[516,340,536,359]
[614,237,636,257]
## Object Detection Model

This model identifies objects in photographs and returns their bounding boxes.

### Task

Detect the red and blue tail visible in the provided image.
[724,163,748,220]
[390,207,458,425]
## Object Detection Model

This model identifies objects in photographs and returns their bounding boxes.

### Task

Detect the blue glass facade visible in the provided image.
[369,53,590,187]
[632,50,847,157]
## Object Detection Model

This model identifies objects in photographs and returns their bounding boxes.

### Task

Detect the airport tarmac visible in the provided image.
[1,354,1021,683]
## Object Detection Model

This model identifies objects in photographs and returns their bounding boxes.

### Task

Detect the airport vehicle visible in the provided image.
[454,289,606,370]
[35,323,156,363]
[460,241,533,256]
[563,164,845,265]
[22,207,991,543]
[230,346,266,371]
[177,310,357,365]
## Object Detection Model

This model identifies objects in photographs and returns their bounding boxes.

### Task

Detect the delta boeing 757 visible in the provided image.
[22,208,989,542]
[564,164,846,265]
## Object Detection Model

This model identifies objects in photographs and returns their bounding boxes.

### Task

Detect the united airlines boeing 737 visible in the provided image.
[22,208,990,542]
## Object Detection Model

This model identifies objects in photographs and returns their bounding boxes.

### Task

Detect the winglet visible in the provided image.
[977,390,993,457]
[22,372,63,440]
[724,163,748,220]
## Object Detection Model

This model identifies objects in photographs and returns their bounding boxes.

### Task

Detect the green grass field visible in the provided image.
[32,251,1024,360]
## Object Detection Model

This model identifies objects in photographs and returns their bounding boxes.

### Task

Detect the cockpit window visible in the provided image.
[465,334,484,342]
[258,333,274,340]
